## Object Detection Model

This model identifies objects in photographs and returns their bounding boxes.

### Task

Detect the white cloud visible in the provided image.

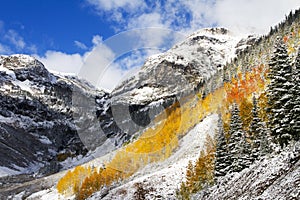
[74,40,88,50]
[0,43,11,54]
[214,0,300,34]
[80,43,115,88]
[92,35,103,45]
[127,13,164,29]
[86,0,300,35]
[36,51,83,74]
[86,0,145,11]
[86,0,146,24]
[4,29,26,50]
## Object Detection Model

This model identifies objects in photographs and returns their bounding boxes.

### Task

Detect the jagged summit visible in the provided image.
[0,54,40,71]
[0,54,54,84]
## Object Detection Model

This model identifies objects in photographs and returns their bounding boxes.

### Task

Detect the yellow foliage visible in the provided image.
[178,135,216,198]
[239,97,253,131]
[57,165,92,197]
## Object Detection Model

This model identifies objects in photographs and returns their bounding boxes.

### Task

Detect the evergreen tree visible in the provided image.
[240,134,254,168]
[267,37,293,147]
[249,95,268,158]
[227,104,246,173]
[214,115,231,178]
[249,95,260,139]
[291,47,300,140]
[259,122,273,156]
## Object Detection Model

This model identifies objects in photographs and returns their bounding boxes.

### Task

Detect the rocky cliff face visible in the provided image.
[0,55,107,177]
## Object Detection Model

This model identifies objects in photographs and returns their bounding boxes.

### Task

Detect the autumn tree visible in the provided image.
[239,97,253,130]
[178,135,216,199]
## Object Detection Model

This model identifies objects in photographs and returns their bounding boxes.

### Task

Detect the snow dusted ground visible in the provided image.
[88,114,218,200]
[193,142,300,200]
[23,115,218,200]
[0,167,20,178]
[21,148,117,200]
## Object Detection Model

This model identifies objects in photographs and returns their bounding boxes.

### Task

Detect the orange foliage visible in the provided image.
[224,65,266,105]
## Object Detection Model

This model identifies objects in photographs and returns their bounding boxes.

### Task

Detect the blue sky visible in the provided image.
[0,0,299,90]
[0,0,114,55]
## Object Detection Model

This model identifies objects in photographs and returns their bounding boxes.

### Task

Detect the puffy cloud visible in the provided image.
[86,0,146,24]
[86,0,300,35]
[35,51,83,74]
[80,43,115,88]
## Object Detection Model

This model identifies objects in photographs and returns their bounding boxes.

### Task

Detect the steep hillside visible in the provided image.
[193,142,300,200]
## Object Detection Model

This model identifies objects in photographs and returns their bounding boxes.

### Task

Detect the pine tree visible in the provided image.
[249,95,267,158]
[227,103,245,173]
[267,37,293,147]
[249,95,260,139]
[240,134,254,168]
[259,123,273,156]
[291,47,300,140]
[214,115,231,178]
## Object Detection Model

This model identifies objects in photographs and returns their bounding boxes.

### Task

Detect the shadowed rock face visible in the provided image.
[0,55,92,176]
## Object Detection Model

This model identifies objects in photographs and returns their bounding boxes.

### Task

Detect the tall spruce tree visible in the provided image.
[259,122,273,156]
[228,104,247,173]
[267,37,293,147]
[249,95,261,138]
[214,115,231,178]
[291,47,300,140]
[250,95,268,158]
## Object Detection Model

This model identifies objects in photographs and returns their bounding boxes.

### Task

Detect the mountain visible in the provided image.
[0,54,109,177]
[102,28,248,143]
[1,8,300,200]
[0,29,248,198]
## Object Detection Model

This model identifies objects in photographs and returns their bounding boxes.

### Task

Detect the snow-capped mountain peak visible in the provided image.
[112,28,247,105]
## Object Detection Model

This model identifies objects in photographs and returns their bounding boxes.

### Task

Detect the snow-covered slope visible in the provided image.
[88,114,218,200]
[193,142,300,200]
